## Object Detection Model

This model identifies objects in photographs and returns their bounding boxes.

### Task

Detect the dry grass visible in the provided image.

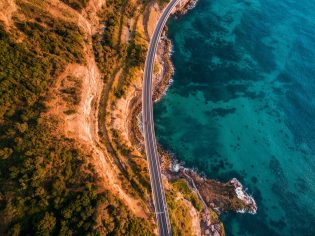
[0,0,17,28]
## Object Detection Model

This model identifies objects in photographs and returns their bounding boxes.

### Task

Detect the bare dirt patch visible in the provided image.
[183,198,201,236]
[0,0,17,28]
[81,0,106,34]
[146,3,161,39]
[111,71,143,154]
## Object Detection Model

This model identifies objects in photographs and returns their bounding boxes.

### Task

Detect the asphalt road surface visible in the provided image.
[142,0,181,235]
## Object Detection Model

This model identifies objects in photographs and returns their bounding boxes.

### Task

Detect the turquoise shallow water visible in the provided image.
[154,0,315,235]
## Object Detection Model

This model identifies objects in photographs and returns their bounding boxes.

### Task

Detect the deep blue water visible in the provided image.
[154,0,315,235]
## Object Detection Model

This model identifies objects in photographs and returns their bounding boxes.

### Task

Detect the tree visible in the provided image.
[0,148,13,160]
[35,212,56,235]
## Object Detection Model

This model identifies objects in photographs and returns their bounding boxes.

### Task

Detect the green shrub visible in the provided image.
[173,179,204,212]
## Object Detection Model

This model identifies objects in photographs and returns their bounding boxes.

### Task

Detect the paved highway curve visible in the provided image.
[142,0,181,235]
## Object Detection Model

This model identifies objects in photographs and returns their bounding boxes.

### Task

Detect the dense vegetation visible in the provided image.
[0,0,151,234]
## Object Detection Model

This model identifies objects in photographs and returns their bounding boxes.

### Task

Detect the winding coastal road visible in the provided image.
[142,0,181,235]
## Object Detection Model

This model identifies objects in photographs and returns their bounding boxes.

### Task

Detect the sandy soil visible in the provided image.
[0,0,16,28]
[146,3,161,39]
[81,0,106,34]
[120,25,128,43]
[111,72,142,153]
[183,198,202,236]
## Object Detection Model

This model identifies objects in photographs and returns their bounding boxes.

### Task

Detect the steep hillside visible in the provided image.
[0,0,155,234]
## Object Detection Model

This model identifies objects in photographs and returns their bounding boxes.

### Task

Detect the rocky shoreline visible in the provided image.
[159,149,257,235]
[171,165,257,214]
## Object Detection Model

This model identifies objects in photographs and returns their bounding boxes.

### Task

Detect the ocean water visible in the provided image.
[154,0,315,235]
